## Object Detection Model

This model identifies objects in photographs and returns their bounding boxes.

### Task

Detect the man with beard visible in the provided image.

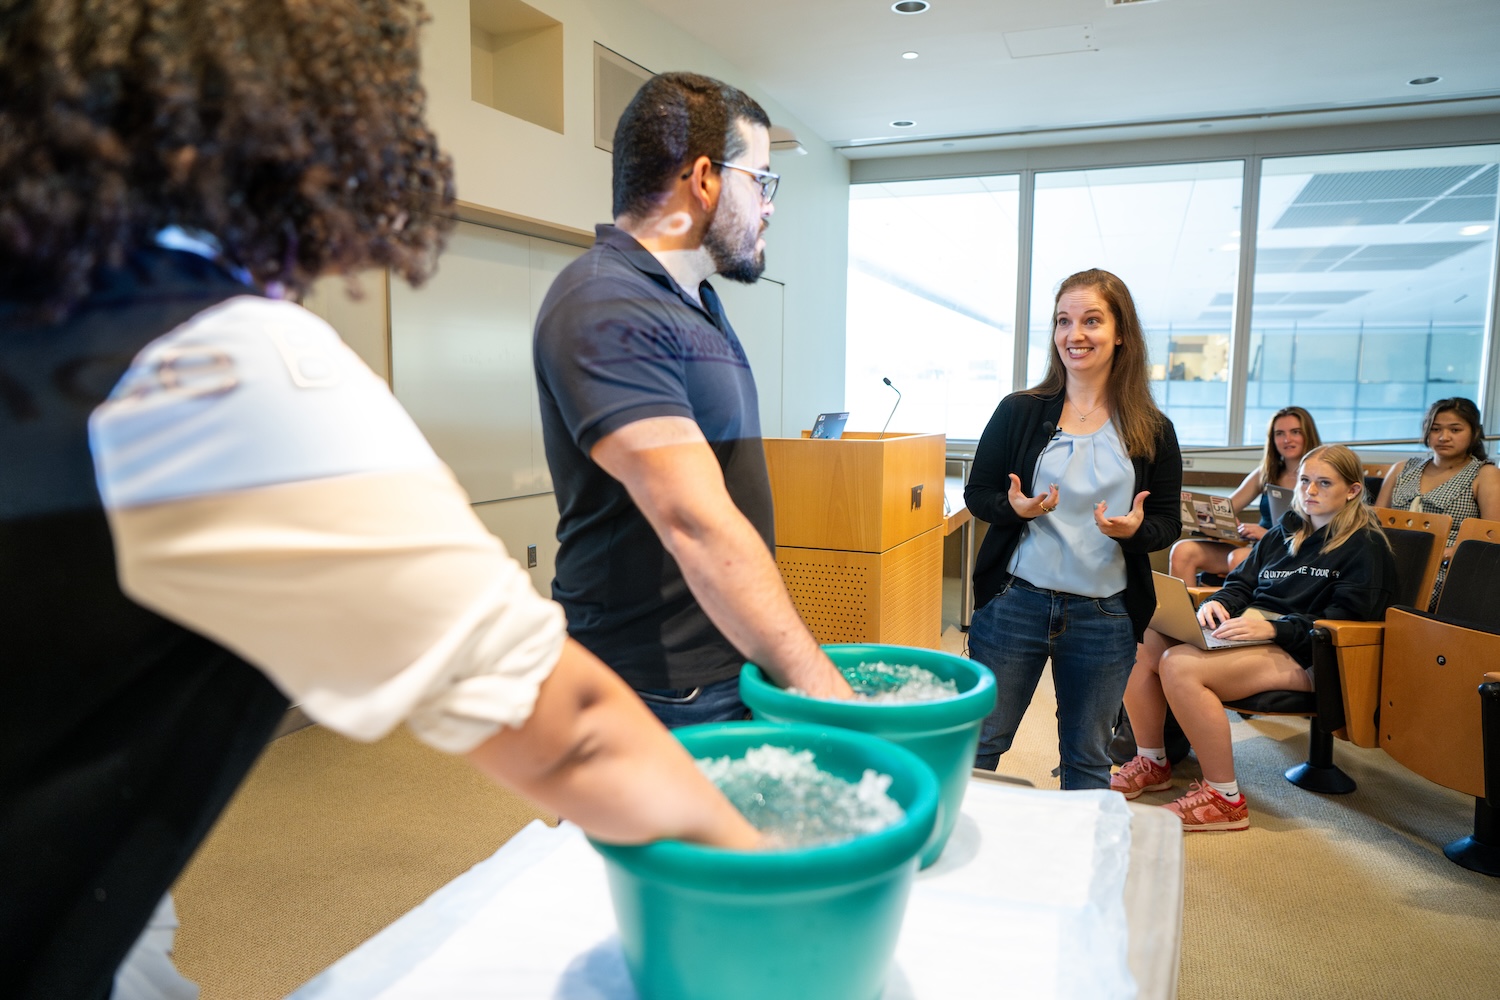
[533,72,852,726]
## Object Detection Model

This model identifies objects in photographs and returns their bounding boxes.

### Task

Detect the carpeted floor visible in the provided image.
[170,618,1500,999]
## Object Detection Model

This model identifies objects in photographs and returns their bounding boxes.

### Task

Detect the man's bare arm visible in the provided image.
[590,416,853,699]
[466,638,762,847]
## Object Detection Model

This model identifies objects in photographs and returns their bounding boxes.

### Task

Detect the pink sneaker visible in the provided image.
[1109,755,1172,799]
[1165,781,1250,832]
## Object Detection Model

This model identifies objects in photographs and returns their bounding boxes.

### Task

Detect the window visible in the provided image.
[1245,146,1500,444]
[845,177,1019,440]
[1028,162,1245,446]
[846,133,1500,447]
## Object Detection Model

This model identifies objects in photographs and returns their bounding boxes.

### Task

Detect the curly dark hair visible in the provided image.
[611,71,769,221]
[0,0,455,320]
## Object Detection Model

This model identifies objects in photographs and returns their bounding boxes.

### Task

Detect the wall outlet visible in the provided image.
[526,544,537,568]
[1181,457,1195,469]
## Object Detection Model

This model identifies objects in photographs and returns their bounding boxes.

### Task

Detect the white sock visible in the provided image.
[1136,746,1168,765]
[1207,778,1241,801]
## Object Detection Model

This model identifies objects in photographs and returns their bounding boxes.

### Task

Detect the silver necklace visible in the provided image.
[1067,397,1107,423]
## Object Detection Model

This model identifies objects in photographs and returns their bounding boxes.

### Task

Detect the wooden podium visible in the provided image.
[763,431,945,648]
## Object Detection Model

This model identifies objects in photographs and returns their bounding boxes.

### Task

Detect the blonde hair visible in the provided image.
[1258,406,1322,490]
[1287,444,1386,556]
[1024,268,1167,461]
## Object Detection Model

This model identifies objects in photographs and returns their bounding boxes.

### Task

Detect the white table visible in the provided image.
[291,780,1182,1000]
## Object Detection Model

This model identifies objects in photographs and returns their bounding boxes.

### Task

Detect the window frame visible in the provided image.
[848,113,1500,451]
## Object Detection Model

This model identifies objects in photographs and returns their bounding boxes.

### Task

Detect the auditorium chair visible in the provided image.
[1217,508,1449,794]
[1378,537,1500,876]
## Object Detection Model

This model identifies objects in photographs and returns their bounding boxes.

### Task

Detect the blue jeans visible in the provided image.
[968,576,1137,789]
[636,674,749,729]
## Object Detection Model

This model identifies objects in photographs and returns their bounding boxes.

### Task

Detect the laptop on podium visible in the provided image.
[809,411,849,440]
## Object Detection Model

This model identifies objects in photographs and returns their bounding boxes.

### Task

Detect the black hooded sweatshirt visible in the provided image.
[1207,513,1398,667]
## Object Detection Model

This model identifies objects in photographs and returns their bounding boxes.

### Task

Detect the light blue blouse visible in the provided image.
[1008,419,1135,598]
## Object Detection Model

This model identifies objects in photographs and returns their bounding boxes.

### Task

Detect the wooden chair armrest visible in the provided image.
[1486,673,1500,684]
[1313,619,1385,647]
[1186,585,1216,606]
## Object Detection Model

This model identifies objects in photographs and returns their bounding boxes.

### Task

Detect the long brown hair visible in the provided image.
[0,0,455,322]
[1025,268,1166,460]
[1287,444,1387,556]
[1258,406,1322,489]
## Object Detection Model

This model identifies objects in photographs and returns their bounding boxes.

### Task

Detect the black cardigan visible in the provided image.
[964,389,1183,641]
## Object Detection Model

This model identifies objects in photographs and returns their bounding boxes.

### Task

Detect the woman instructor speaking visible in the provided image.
[965,269,1182,787]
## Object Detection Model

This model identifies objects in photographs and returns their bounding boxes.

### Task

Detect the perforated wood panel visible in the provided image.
[777,549,876,643]
[777,527,942,648]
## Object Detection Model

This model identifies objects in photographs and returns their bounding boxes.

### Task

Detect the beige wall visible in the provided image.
[309,0,851,587]
[420,0,850,435]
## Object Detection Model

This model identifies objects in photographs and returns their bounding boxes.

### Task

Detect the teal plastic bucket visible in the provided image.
[740,643,997,868]
[589,722,939,1000]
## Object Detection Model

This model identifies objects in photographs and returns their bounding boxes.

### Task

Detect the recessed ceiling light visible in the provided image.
[1217,242,1238,252]
[1461,224,1491,236]
[892,1,930,14]
[901,50,920,60]
[890,120,916,128]
[1408,76,1441,86]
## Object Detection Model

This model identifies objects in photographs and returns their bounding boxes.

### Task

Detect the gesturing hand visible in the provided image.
[1093,491,1149,539]
[1008,473,1060,520]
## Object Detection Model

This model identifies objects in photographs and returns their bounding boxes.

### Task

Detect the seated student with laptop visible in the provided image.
[1112,445,1396,831]
[1168,407,1321,585]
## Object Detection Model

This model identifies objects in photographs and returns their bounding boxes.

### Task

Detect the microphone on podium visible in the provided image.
[880,377,902,440]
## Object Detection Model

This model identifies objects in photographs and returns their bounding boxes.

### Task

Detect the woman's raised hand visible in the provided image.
[1007,473,1060,519]
[1093,491,1149,539]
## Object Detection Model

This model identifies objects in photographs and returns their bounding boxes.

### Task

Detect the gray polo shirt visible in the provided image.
[533,224,774,690]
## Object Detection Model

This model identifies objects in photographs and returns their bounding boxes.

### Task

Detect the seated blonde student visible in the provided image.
[1112,445,1396,831]
[1169,406,1321,584]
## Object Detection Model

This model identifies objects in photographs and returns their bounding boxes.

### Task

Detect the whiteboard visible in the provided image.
[389,222,583,503]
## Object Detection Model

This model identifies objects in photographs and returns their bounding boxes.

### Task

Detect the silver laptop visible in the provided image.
[1149,572,1276,650]
[1264,483,1294,523]
[1178,490,1247,544]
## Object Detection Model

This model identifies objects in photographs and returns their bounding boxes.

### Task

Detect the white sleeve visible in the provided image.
[91,296,565,753]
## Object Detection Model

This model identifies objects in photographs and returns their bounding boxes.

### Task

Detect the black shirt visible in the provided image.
[1209,516,1397,667]
[533,225,773,690]
[1,250,288,998]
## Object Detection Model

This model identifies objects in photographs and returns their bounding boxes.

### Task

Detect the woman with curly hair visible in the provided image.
[1,3,759,996]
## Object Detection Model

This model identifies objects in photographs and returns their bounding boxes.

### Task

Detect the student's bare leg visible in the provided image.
[1123,629,1178,748]
[1158,644,1311,783]
[1225,545,1252,573]
[1167,540,1233,583]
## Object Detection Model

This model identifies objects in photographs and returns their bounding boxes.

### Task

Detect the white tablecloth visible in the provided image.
[291,783,1143,1000]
